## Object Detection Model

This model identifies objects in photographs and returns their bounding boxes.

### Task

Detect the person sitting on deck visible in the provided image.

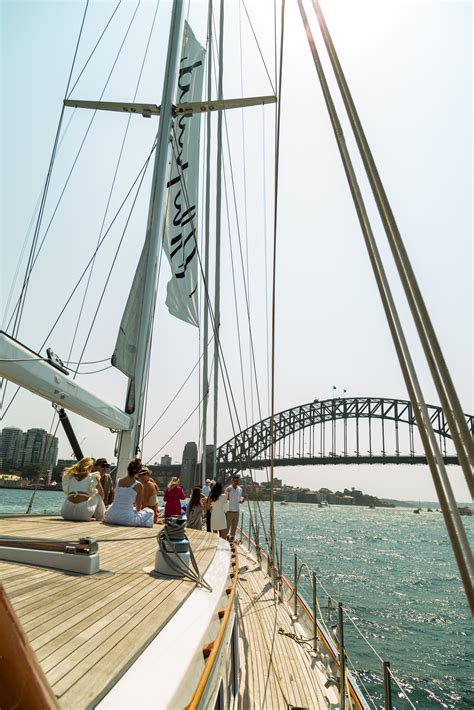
[209,482,228,539]
[137,467,160,524]
[94,457,114,508]
[186,486,205,530]
[61,457,105,523]
[163,477,186,518]
[104,459,154,528]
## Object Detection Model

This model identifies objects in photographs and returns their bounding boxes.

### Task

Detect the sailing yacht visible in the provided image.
[1,0,472,708]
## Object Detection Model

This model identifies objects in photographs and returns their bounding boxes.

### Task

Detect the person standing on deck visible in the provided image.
[225,475,244,542]
[209,482,228,539]
[163,477,186,518]
[94,458,114,507]
[202,479,211,498]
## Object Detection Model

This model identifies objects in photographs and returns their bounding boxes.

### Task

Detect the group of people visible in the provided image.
[185,475,244,541]
[61,457,159,528]
[60,456,244,540]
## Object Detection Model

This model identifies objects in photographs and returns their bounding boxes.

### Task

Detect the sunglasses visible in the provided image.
[99,465,110,469]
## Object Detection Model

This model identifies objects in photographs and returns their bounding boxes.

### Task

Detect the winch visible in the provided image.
[154,516,190,577]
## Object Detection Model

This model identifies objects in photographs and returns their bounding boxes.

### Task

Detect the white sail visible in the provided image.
[163,21,205,327]
[111,237,152,380]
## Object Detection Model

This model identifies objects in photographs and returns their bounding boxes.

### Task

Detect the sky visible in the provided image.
[1,0,472,502]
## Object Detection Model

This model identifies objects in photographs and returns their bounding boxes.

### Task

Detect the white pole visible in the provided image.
[201,0,213,485]
[212,0,224,481]
[116,1,184,479]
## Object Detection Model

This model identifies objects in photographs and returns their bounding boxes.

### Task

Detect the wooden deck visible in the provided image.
[236,544,329,709]
[0,516,219,709]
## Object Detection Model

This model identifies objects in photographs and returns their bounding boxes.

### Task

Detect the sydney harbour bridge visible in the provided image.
[215,396,474,476]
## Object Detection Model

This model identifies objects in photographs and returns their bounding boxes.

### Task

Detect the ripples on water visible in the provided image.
[1,491,472,708]
[267,502,473,709]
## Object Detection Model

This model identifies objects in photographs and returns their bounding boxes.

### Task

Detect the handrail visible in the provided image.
[185,546,239,709]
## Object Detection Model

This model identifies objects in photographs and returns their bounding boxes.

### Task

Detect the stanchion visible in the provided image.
[312,571,318,653]
[338,602,346,710]
[327,595,333,625]
[293,553,298,619]
[383,661,392,710]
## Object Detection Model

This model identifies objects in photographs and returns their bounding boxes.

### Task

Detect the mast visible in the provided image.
[212,0,225,481]
[115,1,185,478]
[201,0,213,486]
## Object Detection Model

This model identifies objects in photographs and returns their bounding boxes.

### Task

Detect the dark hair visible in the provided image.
[209,481,223,502]
[127,458,142,478]
[188,486,202,512]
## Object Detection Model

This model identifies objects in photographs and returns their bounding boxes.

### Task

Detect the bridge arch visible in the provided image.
[216,397,473,473]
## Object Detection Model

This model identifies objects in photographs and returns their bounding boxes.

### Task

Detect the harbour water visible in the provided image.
[1,489,472,708]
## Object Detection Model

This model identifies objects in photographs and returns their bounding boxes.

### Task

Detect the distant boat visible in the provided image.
[413,508,421,514]
[280,500,288,506]
[368,504,376,509]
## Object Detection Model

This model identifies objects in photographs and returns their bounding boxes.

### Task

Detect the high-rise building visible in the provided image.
[19,428,59,472]
[0,427,22,470]
[180,442,198,492]
[160,455,172,466]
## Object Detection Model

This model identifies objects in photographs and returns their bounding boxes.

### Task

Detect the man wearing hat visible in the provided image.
[225,474,244,542]
[94,458,115,507]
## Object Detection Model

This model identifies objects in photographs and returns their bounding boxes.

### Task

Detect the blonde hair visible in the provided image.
[167,476,180,490]
[63,457,94,480]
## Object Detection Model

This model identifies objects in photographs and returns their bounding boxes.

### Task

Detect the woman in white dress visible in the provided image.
[61,457,105,522]
[105,459,154,528]
[209,482,228,538]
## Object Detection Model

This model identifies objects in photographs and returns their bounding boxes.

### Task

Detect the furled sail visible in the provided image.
[163,21,204,327]
[111,237,152,382]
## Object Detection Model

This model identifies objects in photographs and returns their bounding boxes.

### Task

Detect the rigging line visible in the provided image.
[169,132,242,436]
[69,0,158,376]
[66,0,122,99]
[311,0,474,494]
[268,0,286,570]
[297,0,474,613]
[211,0,225,481]
[142,337,214,440]
[343,656,378,710]
[71,142,153,383]
[10,0,90,342]
[240,0,276,95]
[1,108,78,342]
[262,104,271,415]
[238,0,253,427]
[26,413,61,515]
[8,0,143,345]
[73,365,114,375]
[219,79,266,423]
[38,141,156,352]
[208,25,269,461]
[65,357,110,365]
[144,359,215,465]
[209,19,267,427]
[342,615,416,710]
[222,164,250,427]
